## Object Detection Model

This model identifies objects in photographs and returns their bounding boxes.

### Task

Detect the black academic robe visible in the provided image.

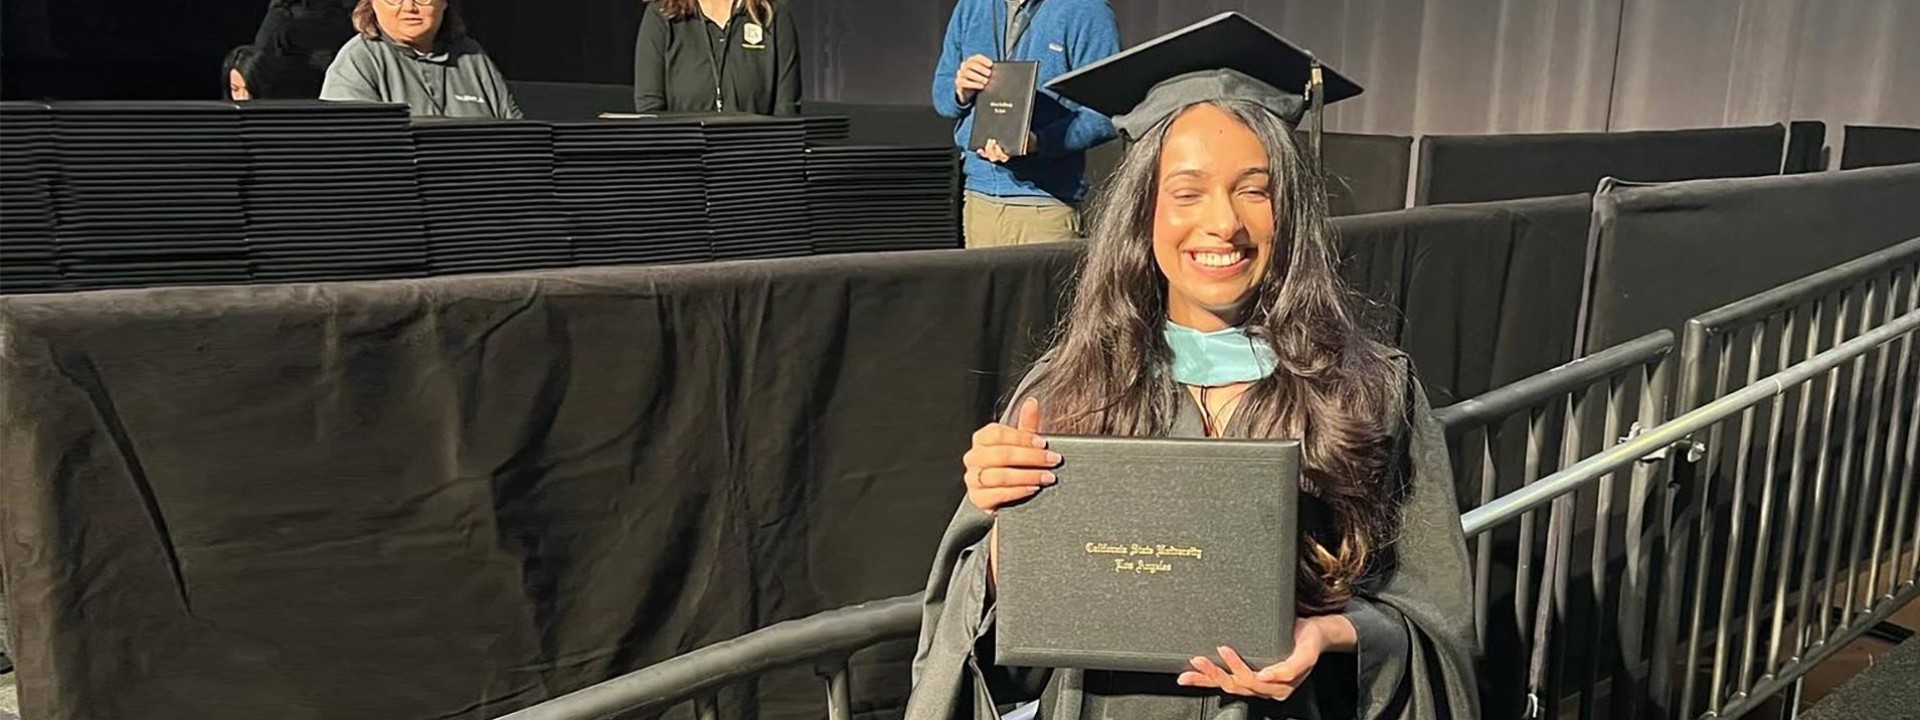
[903,353,1480,720]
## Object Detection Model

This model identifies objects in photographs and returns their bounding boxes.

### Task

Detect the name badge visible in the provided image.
[743,22,765,46]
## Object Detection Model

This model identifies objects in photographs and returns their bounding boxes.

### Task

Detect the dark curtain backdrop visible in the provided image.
[4,0,1917,143]
[466,0,1920,144]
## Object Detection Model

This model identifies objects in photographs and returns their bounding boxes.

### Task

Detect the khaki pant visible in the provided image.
[963,194,1083,248]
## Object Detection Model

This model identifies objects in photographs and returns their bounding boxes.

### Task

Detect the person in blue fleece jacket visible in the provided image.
[932,0,1120,248]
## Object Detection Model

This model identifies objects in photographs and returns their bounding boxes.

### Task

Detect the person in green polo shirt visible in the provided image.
[320,0,521,119]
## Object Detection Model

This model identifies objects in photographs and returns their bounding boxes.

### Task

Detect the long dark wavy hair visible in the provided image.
[1024,100,1406,613]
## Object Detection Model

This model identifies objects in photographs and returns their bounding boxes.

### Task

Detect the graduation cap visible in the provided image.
[1045,12,1362,168]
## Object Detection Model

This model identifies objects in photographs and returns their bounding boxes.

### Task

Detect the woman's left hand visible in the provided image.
[1176,614,1357,702]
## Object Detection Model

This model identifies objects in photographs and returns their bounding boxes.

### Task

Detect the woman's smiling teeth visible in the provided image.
[1190,249,1246,267]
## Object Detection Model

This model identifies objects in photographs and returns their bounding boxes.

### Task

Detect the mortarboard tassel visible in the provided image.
[1308,59,1325,175]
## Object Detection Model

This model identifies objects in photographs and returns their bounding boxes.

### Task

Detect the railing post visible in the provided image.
[818,659,853,720]
[1902,270,1920,589]
[1629,348,1673,720]
[1679,322,1729,718]
[1860,281,1902,607]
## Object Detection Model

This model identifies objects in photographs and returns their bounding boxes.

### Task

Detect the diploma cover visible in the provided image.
[995,435,1299,674]
[968,61,1041,156]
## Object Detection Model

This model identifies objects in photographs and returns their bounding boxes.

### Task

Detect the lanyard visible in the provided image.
[702,3,738,111]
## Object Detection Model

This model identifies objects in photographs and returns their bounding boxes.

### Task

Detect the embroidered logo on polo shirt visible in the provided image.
[743,22,765,47]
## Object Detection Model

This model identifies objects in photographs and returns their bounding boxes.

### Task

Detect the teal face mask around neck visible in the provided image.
[1163,322,1278,386]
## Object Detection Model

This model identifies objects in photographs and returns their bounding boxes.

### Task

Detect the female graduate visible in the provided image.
[632,0,801,115]
[904,14,1479,720]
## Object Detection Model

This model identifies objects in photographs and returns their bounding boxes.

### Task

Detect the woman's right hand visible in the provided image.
[962,397,1060,513]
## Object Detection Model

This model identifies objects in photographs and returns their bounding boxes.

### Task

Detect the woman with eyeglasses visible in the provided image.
[320,0,522,119]
[632,0,801,116]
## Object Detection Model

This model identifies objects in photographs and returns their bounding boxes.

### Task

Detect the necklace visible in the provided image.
[1191,384,1251,437]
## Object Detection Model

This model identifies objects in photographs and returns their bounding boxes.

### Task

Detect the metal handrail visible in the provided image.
[1435,328,1674,719]
[497,311,1919,720]
[1674,235,1920,419]
[503,334,1681,720]
[1433,330,1673,432]
[1688,236,1920,335]
[1463,307,1920,537]
[1720,583,1920,719]
[496,595,922,720]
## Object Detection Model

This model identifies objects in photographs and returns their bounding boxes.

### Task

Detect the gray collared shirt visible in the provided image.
[321,34,522,120]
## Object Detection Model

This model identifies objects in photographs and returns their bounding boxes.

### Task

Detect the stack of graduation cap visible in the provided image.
[49,101,254,291]
[411,119,571,276]
[799,115,852,146]
[805,145,960,254]
[552,119,711,265]
[700,116,810,261]
[238,100,428,282]
[0,102,62,294]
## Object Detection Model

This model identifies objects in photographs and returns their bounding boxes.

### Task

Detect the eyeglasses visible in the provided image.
[377,0,441,6]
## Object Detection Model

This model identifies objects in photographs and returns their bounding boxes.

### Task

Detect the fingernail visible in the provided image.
[1217,646,1232,656]
[1040,471,1057,485]
[1044,451,1062,464]
[1031,436,1049,449]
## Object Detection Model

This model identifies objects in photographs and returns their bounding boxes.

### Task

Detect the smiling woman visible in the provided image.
[1018,87,1398,620]
[318,0,522,119]
[1148,102,1285,331]
[906,12,1479,720]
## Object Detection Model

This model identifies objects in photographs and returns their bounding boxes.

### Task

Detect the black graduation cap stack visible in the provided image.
[237,100,429,282]
[799,115,852,146]
[48,101,254,291]
[805,146,961,254]
[700,116,810,261]
[411,119,572,276]
[0,102,63,294]
[551,119,711,265]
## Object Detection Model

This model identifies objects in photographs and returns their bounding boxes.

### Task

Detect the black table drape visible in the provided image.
[1582,163,1920,352]
[1416,124,1785,206]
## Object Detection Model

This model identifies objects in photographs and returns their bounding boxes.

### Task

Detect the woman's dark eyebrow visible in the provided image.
[1162,166,1271,183]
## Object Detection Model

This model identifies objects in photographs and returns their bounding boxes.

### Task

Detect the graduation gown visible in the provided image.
[903,354,1480,720]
